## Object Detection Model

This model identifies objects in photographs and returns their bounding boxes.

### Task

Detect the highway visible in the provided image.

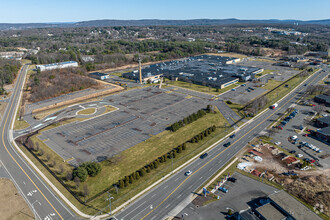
[115,66,329,220]
[0,65,76,220]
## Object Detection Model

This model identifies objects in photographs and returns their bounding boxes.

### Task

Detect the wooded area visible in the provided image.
[28,68,97,103]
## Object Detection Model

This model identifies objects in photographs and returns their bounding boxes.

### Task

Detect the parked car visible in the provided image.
[224,142,231,147]
[231,88,236,91]
[230,134,236,138]
[289,150,296,154]
[185,170,192,176]
[296,154,303,158]
[200,153,208,159]
[228,177,237,183]
[275,142,281,145]
[219,187,228,193]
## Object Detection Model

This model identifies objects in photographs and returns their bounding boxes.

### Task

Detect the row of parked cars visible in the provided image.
[218,177,237,193]
[300,141,323,153]
[277,109,299,130]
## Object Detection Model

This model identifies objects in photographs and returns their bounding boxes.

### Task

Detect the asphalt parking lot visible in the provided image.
[38,87,209,165]
[178,172,277,220]
[272,104,330,168]
[220,85,267,105]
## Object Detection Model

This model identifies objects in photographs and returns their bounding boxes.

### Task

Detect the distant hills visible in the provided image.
[0,19,329,30]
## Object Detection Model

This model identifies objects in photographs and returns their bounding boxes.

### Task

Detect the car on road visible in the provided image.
[228,177,236,183]
[230,134,236,138]
[224,142,231,147]
[185,170,192,176]
[219,187,228,193]
[200,153,208,159]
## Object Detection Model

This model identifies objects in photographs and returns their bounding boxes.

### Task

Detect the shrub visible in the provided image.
[81,161,102,177]
[226,100,232,104]
[118,179,124,188]
[72,166,88,182]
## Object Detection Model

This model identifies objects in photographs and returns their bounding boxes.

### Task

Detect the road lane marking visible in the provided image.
[121,201,146,219]
[140,70,322,220]
[1,66,64,220]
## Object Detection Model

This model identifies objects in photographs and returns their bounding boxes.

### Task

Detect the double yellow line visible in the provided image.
[141,70,321,219]
[1,65,64,220]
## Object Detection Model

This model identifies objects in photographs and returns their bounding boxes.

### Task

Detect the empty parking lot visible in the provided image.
[38,87,209,165]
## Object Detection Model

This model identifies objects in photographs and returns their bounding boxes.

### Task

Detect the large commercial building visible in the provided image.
[123,55,263,89]
[36,61,78,72]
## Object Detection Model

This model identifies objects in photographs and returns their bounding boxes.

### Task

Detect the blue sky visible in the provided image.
[1,0,329,23]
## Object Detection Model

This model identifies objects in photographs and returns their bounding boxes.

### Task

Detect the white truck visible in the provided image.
[270,103,278,109]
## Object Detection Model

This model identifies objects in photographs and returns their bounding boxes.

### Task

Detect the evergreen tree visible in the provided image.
[119,179,124,188]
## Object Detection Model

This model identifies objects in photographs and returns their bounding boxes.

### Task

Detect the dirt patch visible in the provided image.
[192,194,215,207]
[0,178,34,219]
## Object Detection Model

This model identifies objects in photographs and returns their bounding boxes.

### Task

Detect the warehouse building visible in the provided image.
[123,55,262,89]
[36,61,78,72]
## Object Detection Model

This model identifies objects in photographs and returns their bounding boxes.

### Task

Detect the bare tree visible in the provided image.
[66,172,72,181]
[51,159,57,168]
[268,128,278,137]
[74,176,80,189]
[46,154,51,162]
[313,105,326,116]
[83,184,90,198]
[38,148,44,156]
[58,164,64,175]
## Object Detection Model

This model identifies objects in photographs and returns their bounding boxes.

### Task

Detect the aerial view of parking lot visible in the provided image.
[1,7,329,219]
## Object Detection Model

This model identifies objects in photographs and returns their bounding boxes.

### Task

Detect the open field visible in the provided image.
[0,178,34,220]
[165,80,241,96]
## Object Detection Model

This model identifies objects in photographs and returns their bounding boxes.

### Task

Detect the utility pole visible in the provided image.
[138,55,142,84]
[107,192,114,216]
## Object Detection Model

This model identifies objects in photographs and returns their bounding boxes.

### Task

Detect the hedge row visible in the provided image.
[170,108,207,132]
[117,125,216,189]
[117,142,187,188]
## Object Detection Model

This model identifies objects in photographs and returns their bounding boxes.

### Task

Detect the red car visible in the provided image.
[303,134,308,137]
[307,129,311,132]
[310,159,315,163]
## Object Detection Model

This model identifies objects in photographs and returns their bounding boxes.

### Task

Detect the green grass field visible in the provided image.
[165,80,241,96]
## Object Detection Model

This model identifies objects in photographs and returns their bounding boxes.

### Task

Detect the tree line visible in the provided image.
[170,107,211,132]
[117,125,216,189]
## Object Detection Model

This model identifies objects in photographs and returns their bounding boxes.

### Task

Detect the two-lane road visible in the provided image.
[115,67,329,220]
[0,65,76,220]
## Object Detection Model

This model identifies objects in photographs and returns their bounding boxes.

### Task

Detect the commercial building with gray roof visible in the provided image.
[123,55,263,89]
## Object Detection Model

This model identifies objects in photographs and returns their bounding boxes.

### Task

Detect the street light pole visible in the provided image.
[107,192,114,216]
